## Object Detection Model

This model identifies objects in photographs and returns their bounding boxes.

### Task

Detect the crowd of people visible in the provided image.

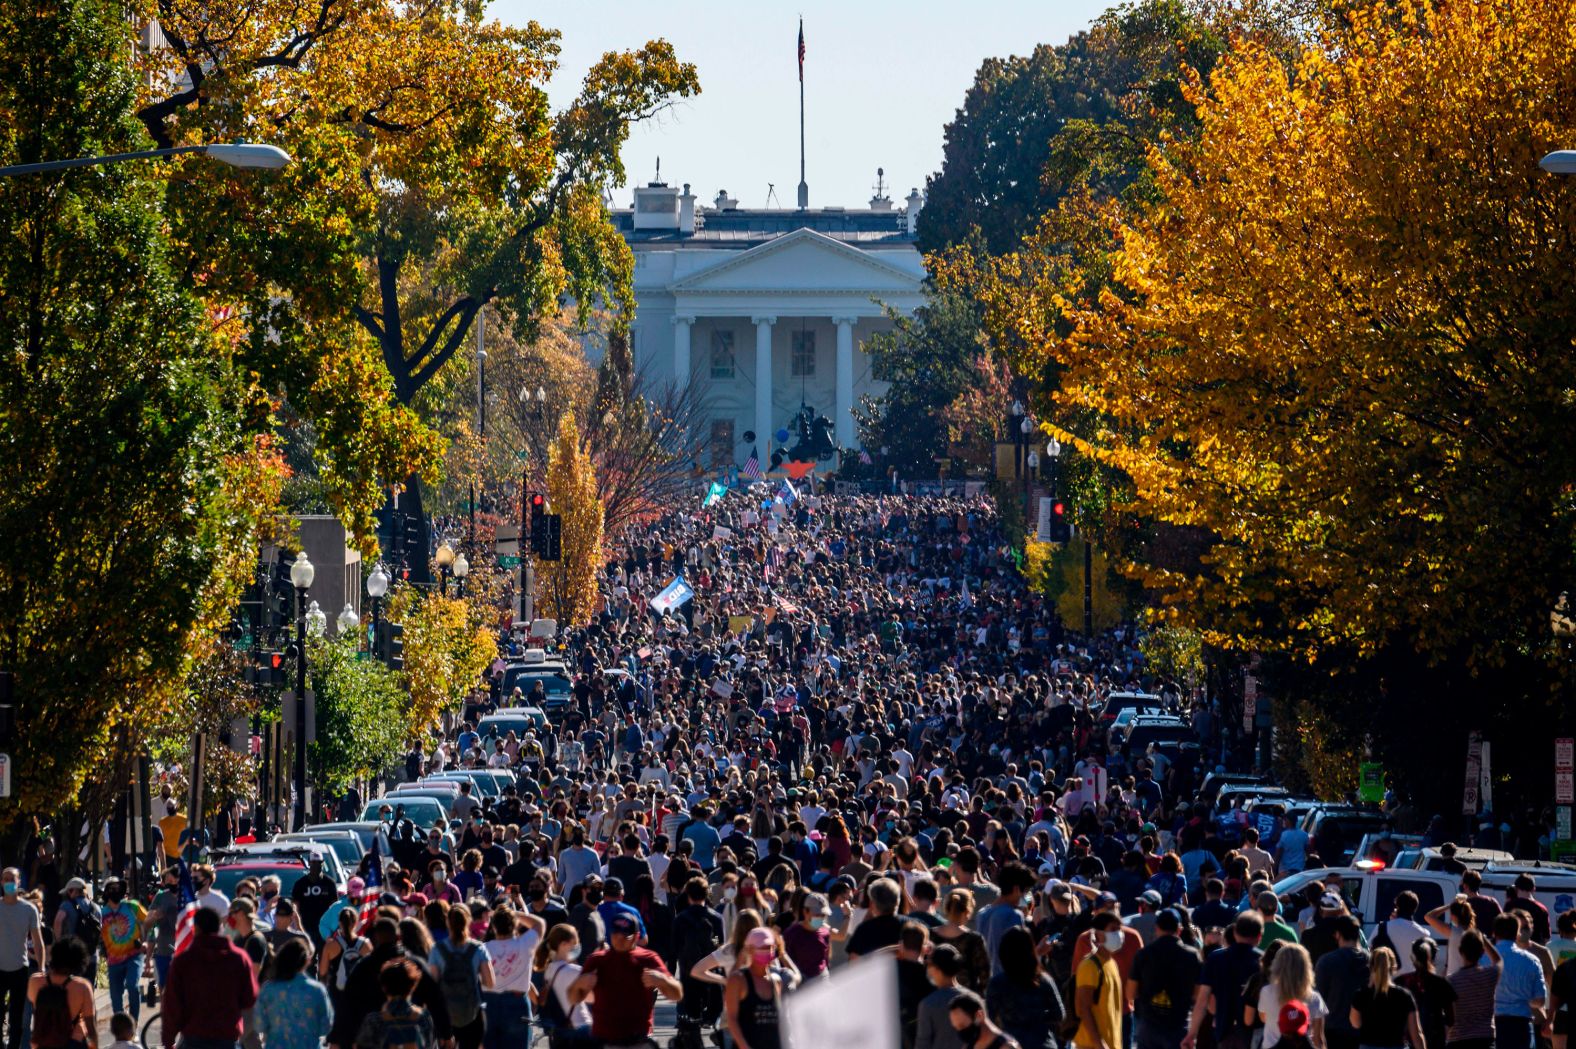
[1,487,1573,1049]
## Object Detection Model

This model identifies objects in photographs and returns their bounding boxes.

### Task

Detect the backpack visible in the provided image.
[31,976,75,1049]
[537,961,572,1030]
[71,900,101,953]
[435,941,483,1027]
[674,907,721,973]
[1058,954,1106,1042]
[330,932,365,991]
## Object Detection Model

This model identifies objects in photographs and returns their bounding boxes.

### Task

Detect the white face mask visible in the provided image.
[1103,931,1124,953]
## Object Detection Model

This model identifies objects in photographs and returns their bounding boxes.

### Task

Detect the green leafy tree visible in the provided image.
[308,634,407,798]
[854,285,986,475]
[0,0,270,824]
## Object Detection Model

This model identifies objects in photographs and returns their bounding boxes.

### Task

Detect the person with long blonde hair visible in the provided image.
[1350,947,1426,1049]
[1250,944,1329,1049]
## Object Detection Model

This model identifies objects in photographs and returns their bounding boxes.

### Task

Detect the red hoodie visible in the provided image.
[163,932,258,1043]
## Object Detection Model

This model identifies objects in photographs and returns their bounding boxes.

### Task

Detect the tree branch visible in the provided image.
[408,298,484,394]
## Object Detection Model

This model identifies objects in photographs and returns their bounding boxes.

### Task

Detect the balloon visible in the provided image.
[775,428,790,443]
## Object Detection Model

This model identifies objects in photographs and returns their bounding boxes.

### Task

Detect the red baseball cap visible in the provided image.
[1278,1001,1310,1037]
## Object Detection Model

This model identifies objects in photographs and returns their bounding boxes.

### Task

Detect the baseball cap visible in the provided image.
[1319,892,1344,910]
[1140,890,1163,908]
[609,913,640,937]
[1278,1001,1310,1037]
[1049,882,1074,901]
[744,927,776,949]
[64,878,88,893]
[1095,891,1119,910]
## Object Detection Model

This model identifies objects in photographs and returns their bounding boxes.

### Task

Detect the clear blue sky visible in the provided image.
[492,0,1115,209]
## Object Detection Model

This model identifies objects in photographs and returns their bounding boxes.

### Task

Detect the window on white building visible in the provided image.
[710,420,735,467]
[710,331,735,379]
[791,330,816,377]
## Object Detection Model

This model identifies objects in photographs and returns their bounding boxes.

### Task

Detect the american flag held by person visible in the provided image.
[171,860,199,955]
[357,839,384,933]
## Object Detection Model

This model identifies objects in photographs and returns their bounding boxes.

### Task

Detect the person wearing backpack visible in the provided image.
[670,878,725,1048]
[26,937,97,1049]
[427,908,492,1049]
[531,926,593,1048]
[354,959,436,1049]
[319,906,370,1010]
[51,881,100,984]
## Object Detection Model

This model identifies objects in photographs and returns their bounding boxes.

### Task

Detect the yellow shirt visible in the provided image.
[1074,953,1122,1049]
[157,814,188,862]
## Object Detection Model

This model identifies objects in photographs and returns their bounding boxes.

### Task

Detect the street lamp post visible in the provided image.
[453,552,470,597]
[0,142,291,177]
[366,562,390,658]
[288,551,315,829]
[435,542,455,597]
[1009,399,1025,478]
[472,309,487,555]
[336,603,359,639]
[1025,450,1039,528]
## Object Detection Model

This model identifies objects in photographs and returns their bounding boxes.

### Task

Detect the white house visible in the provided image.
[613,178,927,468]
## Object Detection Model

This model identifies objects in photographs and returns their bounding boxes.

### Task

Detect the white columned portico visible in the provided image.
[753,316,775,457]
[672,315,694,391]
[834,316,857,449]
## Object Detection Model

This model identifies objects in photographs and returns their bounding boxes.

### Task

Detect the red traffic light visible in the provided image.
[530,493,545,508]
[269,652,283,670]
[1052,501,1066,516]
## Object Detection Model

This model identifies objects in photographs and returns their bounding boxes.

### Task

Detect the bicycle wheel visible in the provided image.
[139,1009,162,1049]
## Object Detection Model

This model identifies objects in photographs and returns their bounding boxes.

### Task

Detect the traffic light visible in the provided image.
[385,622,405,671]
[542,514,562,561]
[1049,499,1072,544]
[528,492,548,556]
[401,514,425,564]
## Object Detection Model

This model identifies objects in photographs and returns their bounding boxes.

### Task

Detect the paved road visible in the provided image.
[99,986,683,1047]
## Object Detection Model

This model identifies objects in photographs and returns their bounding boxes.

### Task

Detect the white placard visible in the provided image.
[1557,737,1574,772]
[783,953,899,1049]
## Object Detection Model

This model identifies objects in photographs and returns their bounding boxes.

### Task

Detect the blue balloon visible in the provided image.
[775,428,790,443]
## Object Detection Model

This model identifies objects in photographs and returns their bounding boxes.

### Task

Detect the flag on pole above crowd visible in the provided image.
[858,449,873,465]
[798,18,806,81]
[779,479,799,505]
[703,481,727,508]
[172,859,199,954]
[650,576,695,615]
[742,450,763,481]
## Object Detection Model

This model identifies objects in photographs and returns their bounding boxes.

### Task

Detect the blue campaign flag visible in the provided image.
[703,482,727,508]
[649,576,695,615]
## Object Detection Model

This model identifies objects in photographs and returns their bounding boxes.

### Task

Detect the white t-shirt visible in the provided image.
[541,958,592,1028]
[196,887,230,915]
[1384,918,1429,974]
[485,931,539,994]
[1257,986,1327,1049]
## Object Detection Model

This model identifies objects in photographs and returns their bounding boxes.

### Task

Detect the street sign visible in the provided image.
[0,752,10,798]
[495,524,520,558]
[1558,805,1572,841]
[498,555,521,568]
[1243,673,1258,733]
[1557,737,1574,771]
[1558,770,1574,805]
[1359,763,1386,804]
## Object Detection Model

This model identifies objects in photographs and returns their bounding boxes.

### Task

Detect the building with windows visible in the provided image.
[613,177,927,468]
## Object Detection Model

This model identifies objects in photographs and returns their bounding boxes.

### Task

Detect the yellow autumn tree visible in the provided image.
[977,0,1576,669]
[387,589,496,739]
[542,412,604,626]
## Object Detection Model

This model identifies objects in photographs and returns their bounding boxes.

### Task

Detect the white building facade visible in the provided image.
[614,180,926,468]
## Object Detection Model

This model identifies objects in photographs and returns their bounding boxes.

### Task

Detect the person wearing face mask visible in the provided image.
[1073,912,1127,1049]
[782,892,833,981]
[949,991,1021,1049]
[531,925,593,1045]
[145,868,183,993]
[0,867,45,1049]
[192,864,230,915]
[421,862,462,906]
[98,878,147,1023]
[724,926,785,1049]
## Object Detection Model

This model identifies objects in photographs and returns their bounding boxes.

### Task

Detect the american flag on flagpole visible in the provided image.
[766,546,784,574]
[858,449,872,465]
[357,839,385,933]
[742,449,763,481]
[798,19,805,82]
[172,860,199,955]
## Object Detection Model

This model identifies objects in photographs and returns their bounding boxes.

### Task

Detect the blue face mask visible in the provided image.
[1,883,15,897]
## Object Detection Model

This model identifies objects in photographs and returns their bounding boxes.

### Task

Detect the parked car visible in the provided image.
[1121,714,1199,756]
[477,706,550,740]
[272,829,364,870]
[1199,772,1274,806]
[360,795,448,829]
[212,841,348,898]
[299,821,392,859]
[1300,804,1393,866]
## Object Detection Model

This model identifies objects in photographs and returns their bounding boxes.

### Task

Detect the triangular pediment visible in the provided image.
[670,228,922,293]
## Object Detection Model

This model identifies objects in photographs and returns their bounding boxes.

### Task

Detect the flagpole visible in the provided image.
[797,18,808,209]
